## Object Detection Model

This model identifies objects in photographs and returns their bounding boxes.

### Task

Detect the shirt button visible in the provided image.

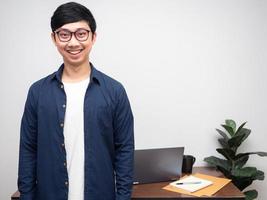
[64,162,67,167]
[60,123,64,127]
[60,84,64,89]
[65,181,68,185]
[61,143,65,147]
[62,104,66,108]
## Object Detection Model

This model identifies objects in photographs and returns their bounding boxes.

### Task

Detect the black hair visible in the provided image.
[51,2,96,33]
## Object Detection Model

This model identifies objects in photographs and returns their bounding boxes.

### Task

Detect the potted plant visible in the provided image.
[204,119,267,200]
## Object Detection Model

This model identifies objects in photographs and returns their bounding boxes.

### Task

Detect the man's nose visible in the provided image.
[68,33,80,46]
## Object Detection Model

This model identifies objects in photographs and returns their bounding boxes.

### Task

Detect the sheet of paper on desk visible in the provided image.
[170,175,213,192]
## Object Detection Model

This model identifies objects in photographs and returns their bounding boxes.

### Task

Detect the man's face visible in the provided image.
[52,21,96,67]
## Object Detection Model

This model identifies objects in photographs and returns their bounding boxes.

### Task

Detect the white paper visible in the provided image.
[170,175,213,192]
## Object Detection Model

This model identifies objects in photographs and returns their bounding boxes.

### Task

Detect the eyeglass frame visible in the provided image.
[54,28,91,42]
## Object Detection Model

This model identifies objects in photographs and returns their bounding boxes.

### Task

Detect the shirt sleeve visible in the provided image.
[17,86,38,200]
[113,86,134,200]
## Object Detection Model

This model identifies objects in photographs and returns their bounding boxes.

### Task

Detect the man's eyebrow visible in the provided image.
[55,28,90,32]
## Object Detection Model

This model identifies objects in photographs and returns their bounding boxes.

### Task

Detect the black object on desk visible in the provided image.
[182,155,196,174]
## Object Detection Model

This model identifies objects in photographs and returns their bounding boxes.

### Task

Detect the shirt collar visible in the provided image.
[50,62,101,85]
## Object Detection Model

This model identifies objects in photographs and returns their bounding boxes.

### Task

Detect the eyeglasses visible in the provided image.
[54,28,91,42]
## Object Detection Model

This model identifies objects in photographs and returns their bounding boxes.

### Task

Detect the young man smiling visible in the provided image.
[18,2,134,200]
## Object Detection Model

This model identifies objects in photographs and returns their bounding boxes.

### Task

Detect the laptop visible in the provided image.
[133,147,184,184]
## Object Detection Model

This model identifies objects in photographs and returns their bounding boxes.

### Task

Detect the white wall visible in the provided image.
[1,0,267,199]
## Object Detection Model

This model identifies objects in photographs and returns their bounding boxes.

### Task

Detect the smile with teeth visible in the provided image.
[67,49,83,55]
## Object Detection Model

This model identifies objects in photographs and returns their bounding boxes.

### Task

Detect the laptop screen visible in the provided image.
[133,147,184,184]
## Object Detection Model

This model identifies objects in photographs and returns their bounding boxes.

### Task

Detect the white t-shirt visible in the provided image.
[63,77,89,200]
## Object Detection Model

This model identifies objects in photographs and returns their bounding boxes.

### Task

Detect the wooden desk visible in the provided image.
[132,167,245,200]
[11,167,245,200]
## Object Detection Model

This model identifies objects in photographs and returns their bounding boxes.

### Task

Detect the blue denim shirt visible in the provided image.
[18,63,134,200]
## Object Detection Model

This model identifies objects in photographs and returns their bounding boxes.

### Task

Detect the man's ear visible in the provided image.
[51,32,56,45]
[92,32,97,44]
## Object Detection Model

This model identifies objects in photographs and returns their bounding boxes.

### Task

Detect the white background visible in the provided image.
[0,0,267,199]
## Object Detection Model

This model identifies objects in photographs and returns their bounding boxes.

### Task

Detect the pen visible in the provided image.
[176,181,202,185]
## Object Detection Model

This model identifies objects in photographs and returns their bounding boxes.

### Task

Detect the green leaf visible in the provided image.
[232,168,264,182]
[216,148,235,160]
[216,128,229,148]
[228,133,248,148]
[252,170,264,180]
[204,156,231,171]
[235,151,267,159]
[232,167,257,178]
[244,190,258,200]
[218,138,229,148]
[225,119,236,133]
[237,128,251,143]
[222,124,235,137]
[234,155,249,169]
[216,128,229,139]
[235,121,247,136]
[255,151,267,156]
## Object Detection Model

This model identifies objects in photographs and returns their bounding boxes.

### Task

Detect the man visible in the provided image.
[17,2,134,200]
